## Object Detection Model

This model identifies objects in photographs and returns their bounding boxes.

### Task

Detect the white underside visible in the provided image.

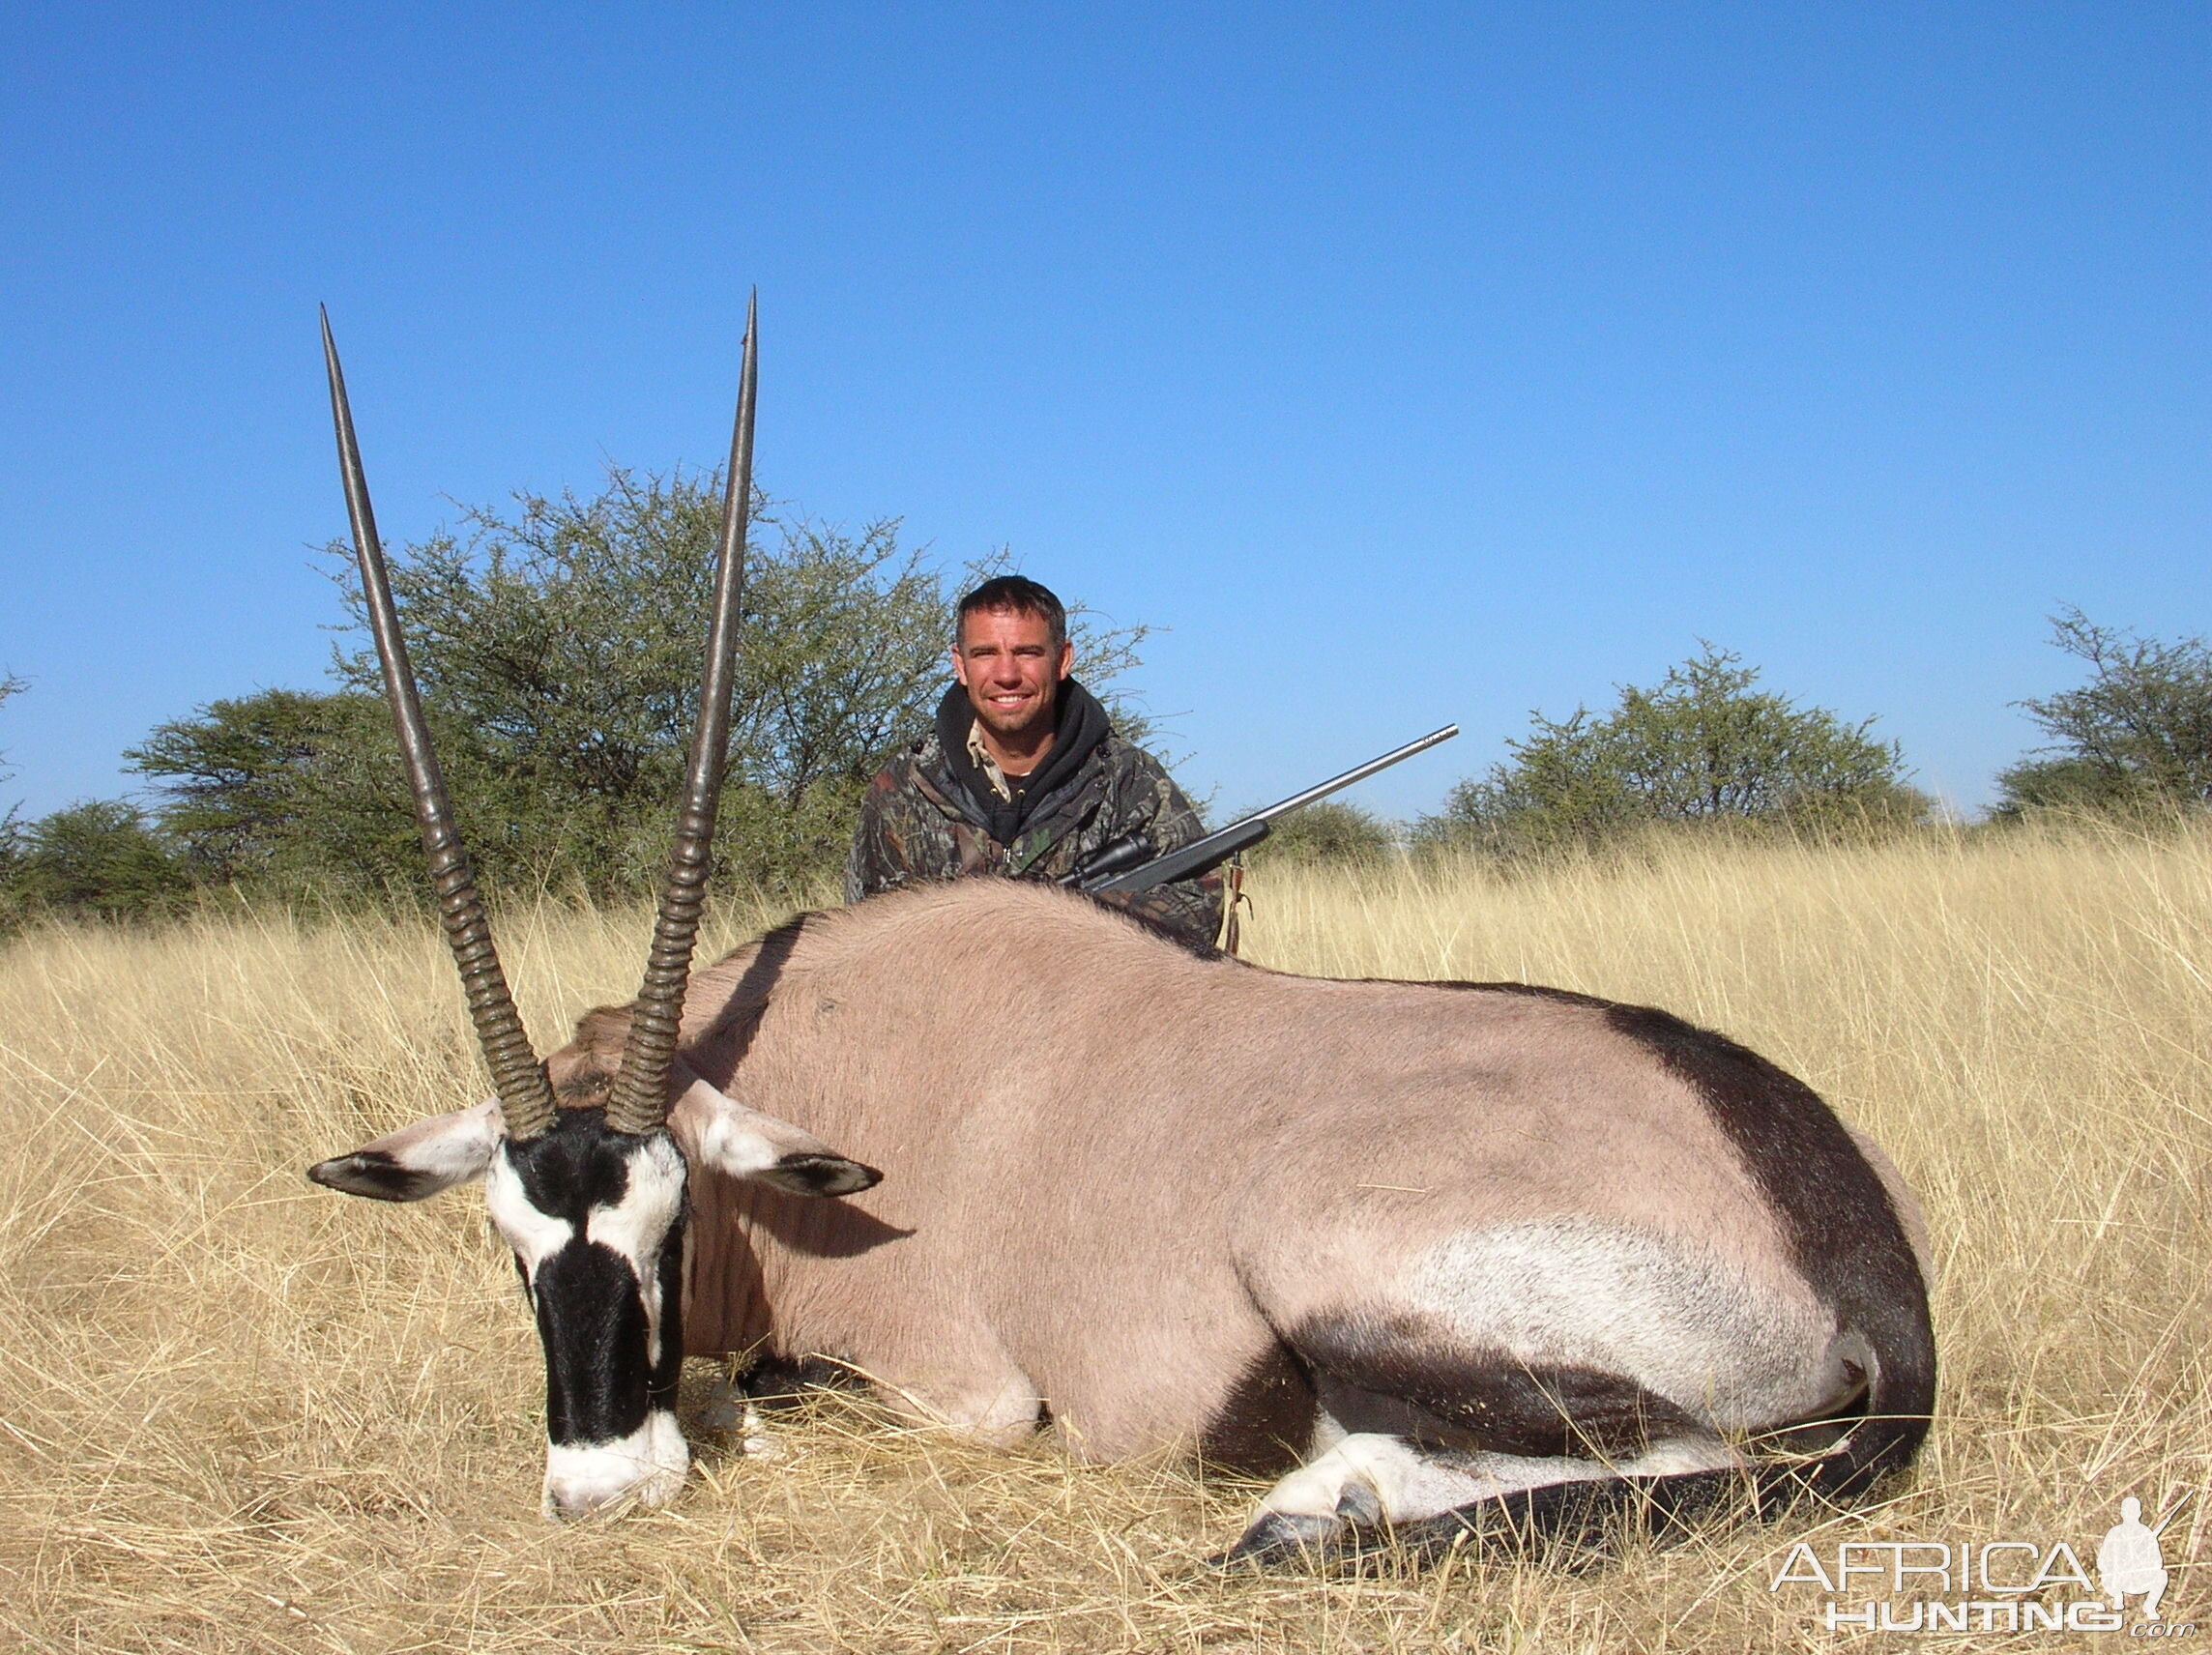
[541,1410,689,1518]
[1406,1220,1849,1429]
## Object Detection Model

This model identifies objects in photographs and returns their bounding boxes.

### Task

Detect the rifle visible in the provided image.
[1064,724,1459,895]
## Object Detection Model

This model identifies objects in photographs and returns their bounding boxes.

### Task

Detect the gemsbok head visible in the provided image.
[306,301,877,1517]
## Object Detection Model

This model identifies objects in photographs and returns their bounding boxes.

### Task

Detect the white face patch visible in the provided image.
[585,1134,687,1367]
[541,1408,688,1518]
[483,1150,576,1284]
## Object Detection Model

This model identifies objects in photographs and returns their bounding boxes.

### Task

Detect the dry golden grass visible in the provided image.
[0,828,2205,1651]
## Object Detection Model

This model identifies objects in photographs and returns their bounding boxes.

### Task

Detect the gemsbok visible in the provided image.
[307,304,1936,1561]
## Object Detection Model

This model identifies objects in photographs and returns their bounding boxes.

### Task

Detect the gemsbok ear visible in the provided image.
[668,1074,881,1199]
[307,1098,505,1203]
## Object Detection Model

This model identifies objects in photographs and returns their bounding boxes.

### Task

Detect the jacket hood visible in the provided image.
[933,677,1112,843]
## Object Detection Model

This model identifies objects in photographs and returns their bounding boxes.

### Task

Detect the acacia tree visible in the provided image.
[125,688,422,891]
[131,469,1154,902]
[0,678,199,926]
[2,801,191,922]
[325,474,966,894]
[1244,801,1395,866]
[0,671,23,824]
[1994,608,2212,817]
[0,672,22,765]
[1420,645,1922,855]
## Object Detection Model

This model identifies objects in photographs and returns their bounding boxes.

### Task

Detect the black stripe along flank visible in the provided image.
[1600,1002,1936,1492]
[1359,977,1936,1495]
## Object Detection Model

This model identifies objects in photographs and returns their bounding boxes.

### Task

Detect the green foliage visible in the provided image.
[0,800,192,925]
[323,475,962,898]
[126,689,424,894]
[128,469,1155,907]
[3,672,193,928]
[1244,800,1396,866]
[1994,608,2212,819]
[1418,645,1921,856]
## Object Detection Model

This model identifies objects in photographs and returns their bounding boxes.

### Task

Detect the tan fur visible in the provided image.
[540,882,1839,1461]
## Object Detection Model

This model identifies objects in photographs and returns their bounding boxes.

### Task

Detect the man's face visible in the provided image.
[952,607,1073,745]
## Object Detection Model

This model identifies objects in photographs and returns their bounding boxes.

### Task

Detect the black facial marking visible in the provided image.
[505,1108,637,1216]
[534,1233,657,1443]
[306,1149,441,1203]
[651,1199,687,1407]
[503,1108,687,1447]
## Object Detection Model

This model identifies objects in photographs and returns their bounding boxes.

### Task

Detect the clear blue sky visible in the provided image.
[2,3,2204,823]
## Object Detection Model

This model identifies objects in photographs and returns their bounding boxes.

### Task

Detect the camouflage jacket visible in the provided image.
[845,683,1224,953]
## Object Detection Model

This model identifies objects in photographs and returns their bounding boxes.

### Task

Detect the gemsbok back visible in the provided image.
[307,305,1936,1561]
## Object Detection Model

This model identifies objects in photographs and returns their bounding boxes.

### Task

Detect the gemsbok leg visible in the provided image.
[1226,1223,1893,1561]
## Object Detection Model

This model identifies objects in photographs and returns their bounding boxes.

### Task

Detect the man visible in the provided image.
[846,575,1223,952]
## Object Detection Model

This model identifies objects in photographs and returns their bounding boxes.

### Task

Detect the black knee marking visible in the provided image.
[1200,1342,1319,1477]
[734,1351,868,1408]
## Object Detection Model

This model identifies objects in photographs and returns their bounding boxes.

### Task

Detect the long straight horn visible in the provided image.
[320,308,558,1141]
[604,293,758,1136]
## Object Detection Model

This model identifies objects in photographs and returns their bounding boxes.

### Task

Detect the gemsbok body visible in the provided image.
[306,305,1935,1558]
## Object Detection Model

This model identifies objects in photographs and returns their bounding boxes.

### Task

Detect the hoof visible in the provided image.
[1210,1511,1339,1568]
[1333,1480,1384,1525]
[695,1379,749,1436]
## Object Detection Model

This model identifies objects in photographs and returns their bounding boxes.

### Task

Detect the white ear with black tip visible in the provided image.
[667,1076,881,1198]
[307,1098,506,1202]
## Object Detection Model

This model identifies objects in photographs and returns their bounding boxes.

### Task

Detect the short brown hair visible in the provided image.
[956,575,1066,652]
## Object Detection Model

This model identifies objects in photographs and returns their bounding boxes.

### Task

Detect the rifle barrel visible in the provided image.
[1086,723,1458,894]
[1241,724,1460,828]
